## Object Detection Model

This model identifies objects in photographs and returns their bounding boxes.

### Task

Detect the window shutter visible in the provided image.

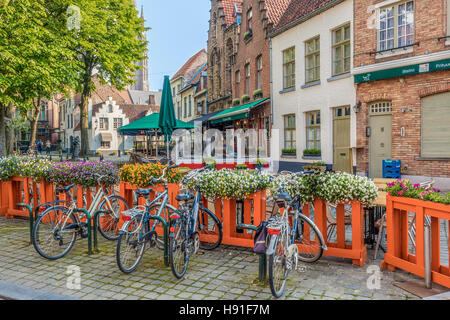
[422,92,450,157]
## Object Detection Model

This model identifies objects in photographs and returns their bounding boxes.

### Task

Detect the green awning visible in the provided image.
[354,58,450,83]
[118,113,195,136]
[209,98,269,125]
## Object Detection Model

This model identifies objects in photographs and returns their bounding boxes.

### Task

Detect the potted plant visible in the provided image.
[303,161,326,173]
[232,98,240,106]
[244,29,252,41]
[241,94,250,103]
[254,159,266,171]
[303,148,321,157]
[203,157,216,169]
[235,164,248,171]
[281,148,296,156]
[253,89,263,99]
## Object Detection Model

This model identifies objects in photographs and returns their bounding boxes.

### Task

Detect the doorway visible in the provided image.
[368,102,392,178]
[333,106,352,173]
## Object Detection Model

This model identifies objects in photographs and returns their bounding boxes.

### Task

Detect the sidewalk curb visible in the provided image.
[0,280,78,300]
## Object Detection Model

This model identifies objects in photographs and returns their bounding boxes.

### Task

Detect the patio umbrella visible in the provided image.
[158,75,177,160]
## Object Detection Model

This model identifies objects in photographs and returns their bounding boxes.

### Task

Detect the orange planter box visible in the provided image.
[0,181,8,216]
[308,199,367,267]
[119,181,181,232]
[213,190,267,248]
[382,196,450,288]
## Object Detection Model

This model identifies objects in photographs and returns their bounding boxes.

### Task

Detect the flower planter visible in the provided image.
[212,190,267,248]
[382,195,450,288]
[0,181,8,216]
[4,177,33,219]
[305,199,367,266]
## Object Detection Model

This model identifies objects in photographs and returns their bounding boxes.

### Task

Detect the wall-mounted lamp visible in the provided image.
[353,101,362,113]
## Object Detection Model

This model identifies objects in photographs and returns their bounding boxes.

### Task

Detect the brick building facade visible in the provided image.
[207,0,242,114]
[353,0,450,186]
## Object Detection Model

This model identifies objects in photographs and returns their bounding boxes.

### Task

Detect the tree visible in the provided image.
[65,0,148,156]
[0,0,77,156]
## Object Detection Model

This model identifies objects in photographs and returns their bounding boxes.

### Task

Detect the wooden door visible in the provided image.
[369,102,392,178]
[333,106,352,173]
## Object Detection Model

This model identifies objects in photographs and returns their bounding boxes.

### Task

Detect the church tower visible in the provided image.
[129,3,149,91]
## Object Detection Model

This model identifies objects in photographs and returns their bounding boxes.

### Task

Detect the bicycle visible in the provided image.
[32,175,130,260]
[266,170,327,298]
[168,165,223,279]
[116,164,180,273]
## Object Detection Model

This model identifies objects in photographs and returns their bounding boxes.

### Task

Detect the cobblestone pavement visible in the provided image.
[0,217,421,300]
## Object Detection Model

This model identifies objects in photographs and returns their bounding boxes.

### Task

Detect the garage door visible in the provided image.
[421,92,450,158]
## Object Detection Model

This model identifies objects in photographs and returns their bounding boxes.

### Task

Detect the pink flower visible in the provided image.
[398,191,403,195]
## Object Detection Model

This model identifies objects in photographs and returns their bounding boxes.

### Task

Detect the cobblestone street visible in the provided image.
[0,217,422,300]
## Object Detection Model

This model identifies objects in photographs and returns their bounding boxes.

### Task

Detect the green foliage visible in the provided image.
[282,148,296,154]
[385,180,450,205]
[241,94,250,102]
[303,148,321,155]
[232,98,240,105]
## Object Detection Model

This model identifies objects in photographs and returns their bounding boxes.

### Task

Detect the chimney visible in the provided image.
[149,94,155,105]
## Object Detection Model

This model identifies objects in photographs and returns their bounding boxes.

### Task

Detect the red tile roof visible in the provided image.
[271,0,339,35]
[222,0,243,26]
[265,0,293,26]
[171,49,207,81]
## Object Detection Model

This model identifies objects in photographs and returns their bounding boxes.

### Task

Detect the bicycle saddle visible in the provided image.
[136,188,152,197]
[55,184,75,193]
[176,193,195,202]
[274,191,292,202]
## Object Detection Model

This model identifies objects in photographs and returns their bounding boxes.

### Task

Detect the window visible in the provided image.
[245,64,250,95]
[71,114,73,129]
[184,97,187,118]
[188,95,192,117]
[305,111,321,150]
[99,117,109,131]
[378,1,414,51]
[39,103,47,121]
[173,87,176,96]
[235,70,240,98]
[256,56,263,90]
[282,47,295,89]
[246,8,252,32]
[332,24,351,76]
[305,37,320,83]
[113,118,123,129]
[421,92,450,157]
[283,114,296,150]
[178,102,182,119]
[101,141,110,149]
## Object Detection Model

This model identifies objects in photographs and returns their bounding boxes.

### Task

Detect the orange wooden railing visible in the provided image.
[382,196,450,288]
[0,177,54,219]
[212,190,267,248]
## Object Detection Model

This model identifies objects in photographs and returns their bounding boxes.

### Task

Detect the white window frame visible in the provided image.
[377,0,415,52]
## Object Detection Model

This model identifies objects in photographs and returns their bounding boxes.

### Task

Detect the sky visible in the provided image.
[136,0,210,91]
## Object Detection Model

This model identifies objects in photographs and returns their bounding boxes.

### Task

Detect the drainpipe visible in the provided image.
[269,39,274,126]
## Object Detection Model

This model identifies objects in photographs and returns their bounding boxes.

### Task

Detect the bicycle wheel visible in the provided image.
[97,195,130,241]
[147,203,177,250]
[32,206,77,260]
[169,218,189,279]
[116,214,147,273]
[197,208,222,250]
[268,235,289,298]
[296,215,324,263]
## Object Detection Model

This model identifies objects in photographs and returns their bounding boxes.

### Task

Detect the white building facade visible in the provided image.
[270,0,357,173]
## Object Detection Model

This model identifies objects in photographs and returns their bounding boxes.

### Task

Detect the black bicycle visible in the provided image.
[168,165,223,279]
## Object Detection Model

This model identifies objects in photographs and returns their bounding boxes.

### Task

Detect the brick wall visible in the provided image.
[207,0,239,113]
[354,0,450,69]
[354,0,450,178]
[234,0,271,102]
